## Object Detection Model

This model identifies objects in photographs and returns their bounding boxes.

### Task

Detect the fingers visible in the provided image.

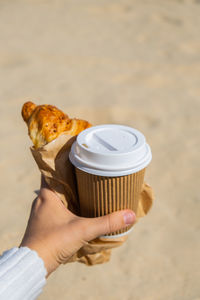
[79,210,136,241]
[38,179,77,220]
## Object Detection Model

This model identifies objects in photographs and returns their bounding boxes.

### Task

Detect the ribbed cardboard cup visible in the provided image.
[69,124,152,237]
[75,167,145,236]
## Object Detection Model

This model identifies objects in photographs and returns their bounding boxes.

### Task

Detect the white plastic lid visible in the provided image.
[69,124,152,177]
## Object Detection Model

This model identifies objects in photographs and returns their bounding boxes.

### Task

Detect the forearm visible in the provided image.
[0,247,47,300]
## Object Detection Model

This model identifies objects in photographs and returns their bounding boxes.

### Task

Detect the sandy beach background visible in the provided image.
[0,1,200,299]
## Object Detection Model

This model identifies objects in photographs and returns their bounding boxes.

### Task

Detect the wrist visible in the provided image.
[20,239,59,276]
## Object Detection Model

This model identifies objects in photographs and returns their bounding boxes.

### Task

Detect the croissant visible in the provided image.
[22,101,92,149]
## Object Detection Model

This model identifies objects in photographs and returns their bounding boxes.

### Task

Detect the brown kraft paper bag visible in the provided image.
[30,133,154,266]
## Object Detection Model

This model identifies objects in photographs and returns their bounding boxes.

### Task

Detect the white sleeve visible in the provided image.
[0,247,47,300]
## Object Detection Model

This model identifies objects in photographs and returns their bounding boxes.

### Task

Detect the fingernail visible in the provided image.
[123,211,135,225]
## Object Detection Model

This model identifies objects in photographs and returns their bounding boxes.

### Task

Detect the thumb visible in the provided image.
[81,210,136,241]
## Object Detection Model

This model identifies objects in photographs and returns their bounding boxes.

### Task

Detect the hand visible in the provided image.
[20,177,136,276]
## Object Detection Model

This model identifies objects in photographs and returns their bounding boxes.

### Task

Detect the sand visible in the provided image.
[0,0,200,299]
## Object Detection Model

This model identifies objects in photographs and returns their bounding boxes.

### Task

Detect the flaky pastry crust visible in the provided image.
[22,101,91,148]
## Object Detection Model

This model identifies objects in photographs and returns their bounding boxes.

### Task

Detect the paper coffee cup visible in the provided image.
[69,124,152,236]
